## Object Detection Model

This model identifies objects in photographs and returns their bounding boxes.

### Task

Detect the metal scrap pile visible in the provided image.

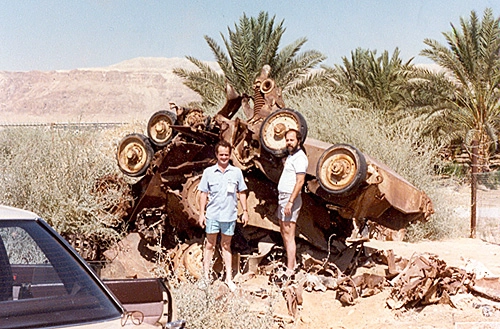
[107,65,435,278]
[386,252,472,309]
[256,242,498,318]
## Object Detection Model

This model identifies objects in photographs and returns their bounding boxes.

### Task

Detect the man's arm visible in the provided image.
[284,173,306,216]
[198,191,208,228]
[238,191,249,227]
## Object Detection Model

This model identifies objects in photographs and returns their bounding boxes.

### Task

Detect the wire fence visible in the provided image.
[474,172,500,244]
[0,122,126,130]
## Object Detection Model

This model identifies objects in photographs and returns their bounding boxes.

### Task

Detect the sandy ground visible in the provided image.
[233,184,500,329]
[239,238,500,329]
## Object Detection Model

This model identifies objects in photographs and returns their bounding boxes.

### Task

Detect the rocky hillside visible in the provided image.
[0,57,204,123]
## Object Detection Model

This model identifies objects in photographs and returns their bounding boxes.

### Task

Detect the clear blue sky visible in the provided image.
[1,0,499,72]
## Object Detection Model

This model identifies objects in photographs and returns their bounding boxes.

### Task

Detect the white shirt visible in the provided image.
[277,148,308,194]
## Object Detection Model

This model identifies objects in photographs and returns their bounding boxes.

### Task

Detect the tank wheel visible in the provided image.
[182,242,203,280]
[116,133,154,177]
[316,144,367,196]
[259,108,308,157]
[180,175,202,220]
[183,109,205,128]
[93,174,134,225]
[147,110,177,147]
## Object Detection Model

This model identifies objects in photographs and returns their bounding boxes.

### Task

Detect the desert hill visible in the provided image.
[0,59,444,124]
[0,57,204,123]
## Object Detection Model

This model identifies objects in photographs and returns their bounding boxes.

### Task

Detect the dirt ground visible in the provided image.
[239,238,500,329]
[231,184,500,329]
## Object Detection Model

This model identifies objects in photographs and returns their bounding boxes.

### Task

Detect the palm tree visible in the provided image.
[420,8,500,237]
[173,11,326,106]
[322,48,415,115]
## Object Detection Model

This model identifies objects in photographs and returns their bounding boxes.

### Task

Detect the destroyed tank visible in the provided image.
[114,65,434,277]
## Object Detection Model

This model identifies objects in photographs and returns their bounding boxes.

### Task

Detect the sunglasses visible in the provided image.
[121,310,144,326]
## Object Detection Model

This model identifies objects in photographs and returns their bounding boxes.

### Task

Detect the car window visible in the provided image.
[0,221,122,329]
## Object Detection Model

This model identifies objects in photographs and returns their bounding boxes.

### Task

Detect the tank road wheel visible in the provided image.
[260,108,308,157]
[147,110,177,147]
[182,242,203,280]
[116,133,154,177]
[180,175,202,220]
[316,144,367,196]
[93,174,134,225]
[183,109,205,128]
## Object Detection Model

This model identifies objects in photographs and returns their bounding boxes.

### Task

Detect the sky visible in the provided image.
[1,0,500,72]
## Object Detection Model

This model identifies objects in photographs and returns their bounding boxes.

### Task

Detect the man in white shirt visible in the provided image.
[277,129,308,276]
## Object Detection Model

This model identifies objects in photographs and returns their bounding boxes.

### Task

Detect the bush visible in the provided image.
[0,126,130,248]
[171,280,275,329]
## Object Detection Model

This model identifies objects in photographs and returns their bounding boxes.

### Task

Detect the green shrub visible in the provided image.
[0,126,130,248]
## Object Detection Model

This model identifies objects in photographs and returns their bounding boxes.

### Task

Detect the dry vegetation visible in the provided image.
[0,126,128,247]
[287,94,469,240]
[2,58,497,328]
[0,94,478,329]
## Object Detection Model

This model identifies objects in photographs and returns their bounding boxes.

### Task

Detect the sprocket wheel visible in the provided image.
[180,175,203,221]
[183,109,205,128]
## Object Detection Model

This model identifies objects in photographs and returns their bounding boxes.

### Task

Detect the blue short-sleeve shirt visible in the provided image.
[198,164,247,223]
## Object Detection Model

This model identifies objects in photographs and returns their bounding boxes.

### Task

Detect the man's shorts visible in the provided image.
[205,218,236,236]
[277,192,302,223]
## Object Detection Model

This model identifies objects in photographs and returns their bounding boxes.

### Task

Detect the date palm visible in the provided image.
[322,48,415,116]
[420,8,500,169]
[173,11,326,106]
[420,8,500,237]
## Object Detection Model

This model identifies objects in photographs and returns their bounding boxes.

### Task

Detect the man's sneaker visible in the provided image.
[225,280,237,292]
[197,279,209,290]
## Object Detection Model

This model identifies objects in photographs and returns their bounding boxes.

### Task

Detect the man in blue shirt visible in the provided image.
[198,140,249,292]
[277,129,308,277]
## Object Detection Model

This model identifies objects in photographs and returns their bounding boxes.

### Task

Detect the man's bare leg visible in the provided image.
[203,233,217,280]
[280,220,297,275]
[220,233,236,291]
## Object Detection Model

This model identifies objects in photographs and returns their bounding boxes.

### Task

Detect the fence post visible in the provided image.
[470,140,478,238]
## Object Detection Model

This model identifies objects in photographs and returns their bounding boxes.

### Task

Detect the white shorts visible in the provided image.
[277,192,302,222]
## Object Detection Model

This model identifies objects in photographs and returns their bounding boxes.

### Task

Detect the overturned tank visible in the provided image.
[114,65,433,275]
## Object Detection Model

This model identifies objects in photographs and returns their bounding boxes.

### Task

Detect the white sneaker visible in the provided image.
[225,280,237,292]
[197,279,209,290]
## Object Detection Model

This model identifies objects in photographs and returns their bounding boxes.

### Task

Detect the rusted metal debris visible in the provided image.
[109,65,435,282]
[252,242,500,317]
[387,252,472,309]
[469,277,500,302]
[102,231,500,319]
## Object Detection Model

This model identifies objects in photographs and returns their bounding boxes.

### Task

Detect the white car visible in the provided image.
[0,205,185,329]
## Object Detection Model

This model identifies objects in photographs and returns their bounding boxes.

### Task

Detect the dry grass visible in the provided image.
[170,279,276,329]
[0,126,128,248]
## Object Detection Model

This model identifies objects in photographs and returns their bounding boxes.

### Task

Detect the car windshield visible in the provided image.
[0,220,121,328]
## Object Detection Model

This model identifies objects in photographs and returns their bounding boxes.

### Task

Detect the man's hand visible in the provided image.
[284,201,293,216]
[198,191,208,228]
[198,213,206,228]
[241,211,249,227]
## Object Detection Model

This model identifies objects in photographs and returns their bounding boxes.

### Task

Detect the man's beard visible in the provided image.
[287,144,299,154]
